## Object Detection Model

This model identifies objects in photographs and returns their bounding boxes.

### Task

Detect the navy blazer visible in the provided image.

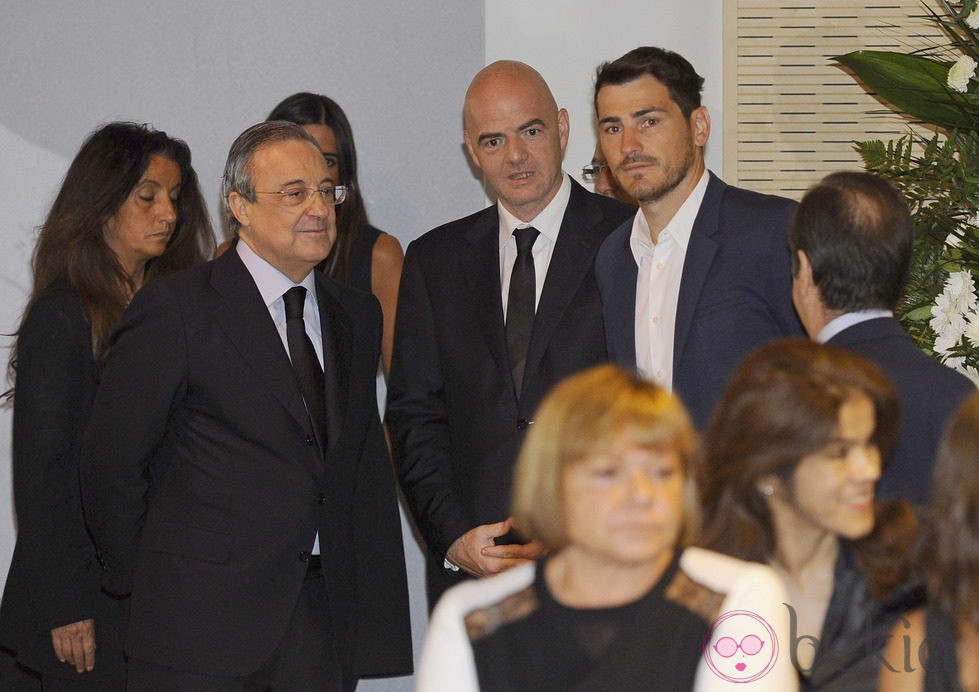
[80,250,411,678]
[388,179,633,600]
[829,316,975,504]
[595,172,804,429]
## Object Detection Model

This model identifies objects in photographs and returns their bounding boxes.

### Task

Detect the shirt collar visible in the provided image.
[498,173,572,250]
[817,309,894,343]
[629,169,709,260]
[236,238,317,309]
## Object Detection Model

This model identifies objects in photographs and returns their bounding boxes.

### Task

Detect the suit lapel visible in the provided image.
[314,275,351,449]
[209,251,313,440]
[604,224,639,367]
[462,208,512,391]
[523,182,603,388]
[674,173,722,365]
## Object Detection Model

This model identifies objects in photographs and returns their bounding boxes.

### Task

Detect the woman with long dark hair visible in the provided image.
[0,122,214,688]
[221,92,403,377]
[700,339,922,690]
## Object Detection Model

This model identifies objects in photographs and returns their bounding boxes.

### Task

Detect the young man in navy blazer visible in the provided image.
[594,47,804,429]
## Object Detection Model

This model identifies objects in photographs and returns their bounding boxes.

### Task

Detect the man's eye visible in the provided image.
[283,189,305,200]
[323,155,339,169]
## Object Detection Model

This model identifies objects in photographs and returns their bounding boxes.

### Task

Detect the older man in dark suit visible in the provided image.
[789,171,975,504]
[387,60,634,607]
[593,46,804,429]
[81,121,411,690]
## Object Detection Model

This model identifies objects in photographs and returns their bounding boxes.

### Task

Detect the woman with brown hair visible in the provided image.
[878,391,979,691]
[418,364,794,691]
[0,122,214,688]
[700,338,923,691]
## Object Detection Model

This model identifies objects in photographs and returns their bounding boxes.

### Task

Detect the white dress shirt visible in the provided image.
[816,308,893,343]
[237,239,322,554]
[498,174,572,318]
[631,170,709,390]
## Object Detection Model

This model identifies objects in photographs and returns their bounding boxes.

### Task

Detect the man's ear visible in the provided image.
[690,106,710,147]
[557,107,570,152]
[796,250,815,293]
[227,192,251,230]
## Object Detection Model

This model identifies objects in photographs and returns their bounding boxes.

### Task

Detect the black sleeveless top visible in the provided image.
[344,225,382,293]
[924,606,962,691]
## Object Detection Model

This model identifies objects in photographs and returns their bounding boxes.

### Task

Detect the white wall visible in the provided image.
[0,3,724,689]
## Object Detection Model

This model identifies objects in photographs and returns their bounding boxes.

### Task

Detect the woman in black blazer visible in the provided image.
[0,122,213,689]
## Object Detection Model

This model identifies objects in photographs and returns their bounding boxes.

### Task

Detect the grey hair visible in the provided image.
[221,120,320,235]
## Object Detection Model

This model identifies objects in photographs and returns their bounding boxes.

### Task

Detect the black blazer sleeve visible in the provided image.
[80,280,188,596]
[387,242,474,559]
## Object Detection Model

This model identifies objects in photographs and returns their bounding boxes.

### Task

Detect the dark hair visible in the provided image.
[9,122,214,381]
[923,392,979,627]
[699,339,914,597]
[787,171,914,312]
[594,46,704,118]
[221,120,321,236]
[267,93,370,282]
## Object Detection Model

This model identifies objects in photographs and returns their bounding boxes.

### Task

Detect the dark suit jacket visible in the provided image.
[387,180,633,598]
[80,250,411,679]
[0,277,127,679]
[595,172,804,428]
[829,316,975,504]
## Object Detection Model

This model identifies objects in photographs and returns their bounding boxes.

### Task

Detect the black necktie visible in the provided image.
[506,227,539,398]
[283,286,327,449]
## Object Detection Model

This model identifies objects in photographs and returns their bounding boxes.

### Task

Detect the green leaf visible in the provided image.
[834,51,979,131]
[905,305,935,321]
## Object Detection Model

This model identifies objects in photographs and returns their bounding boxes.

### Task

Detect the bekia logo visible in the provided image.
[702,610,779,683]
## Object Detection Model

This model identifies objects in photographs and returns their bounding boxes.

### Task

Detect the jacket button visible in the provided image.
[298,551,311,562]
[516,418,530,430]
[305,435,315,446]
[317,493,326,505]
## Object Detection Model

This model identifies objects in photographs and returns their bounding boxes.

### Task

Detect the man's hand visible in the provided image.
[445,517,546,578]
[51,618,95,673]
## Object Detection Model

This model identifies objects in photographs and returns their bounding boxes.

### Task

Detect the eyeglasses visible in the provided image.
[712,634,765,658]
[582,163,607,182]
[254,185,348,207]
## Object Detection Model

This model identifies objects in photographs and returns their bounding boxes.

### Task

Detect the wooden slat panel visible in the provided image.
[723,0,939,199]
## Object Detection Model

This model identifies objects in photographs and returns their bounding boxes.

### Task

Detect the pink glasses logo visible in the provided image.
[702,610,779,683]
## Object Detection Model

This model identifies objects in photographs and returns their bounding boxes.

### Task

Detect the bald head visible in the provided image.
[464,61,558,130]
[462,60,569,221]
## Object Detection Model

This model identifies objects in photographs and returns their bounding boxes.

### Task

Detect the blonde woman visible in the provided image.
[418,364,794,691]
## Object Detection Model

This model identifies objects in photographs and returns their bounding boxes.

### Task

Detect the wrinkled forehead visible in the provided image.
[250,138,330,188]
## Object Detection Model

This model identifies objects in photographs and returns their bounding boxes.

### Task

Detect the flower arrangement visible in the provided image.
[835,0,979,385]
